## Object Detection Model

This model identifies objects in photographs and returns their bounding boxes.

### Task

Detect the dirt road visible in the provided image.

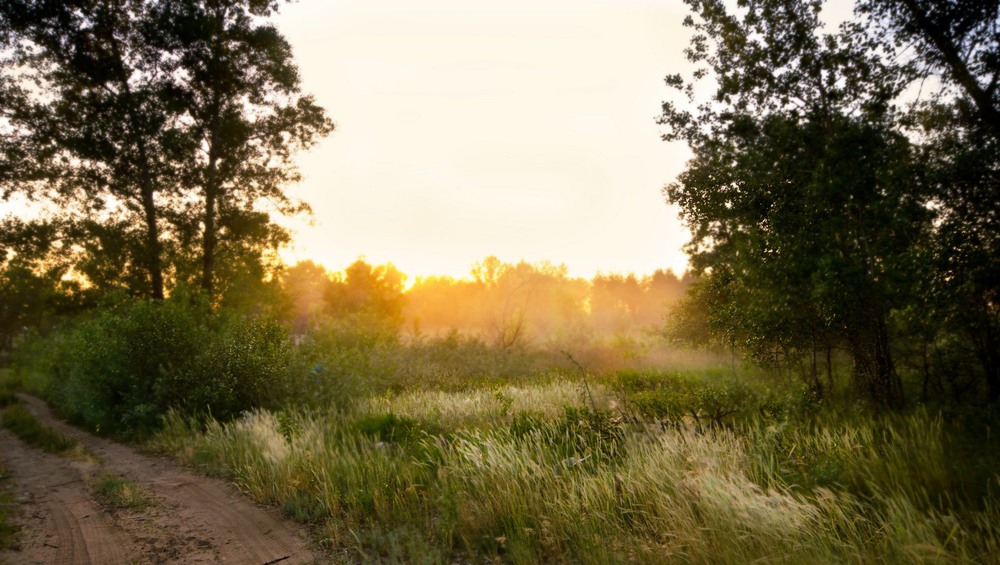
[0,395,322,564]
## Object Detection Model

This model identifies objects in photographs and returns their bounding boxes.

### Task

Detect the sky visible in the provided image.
[0,1,859,283]
[271,0,697,281]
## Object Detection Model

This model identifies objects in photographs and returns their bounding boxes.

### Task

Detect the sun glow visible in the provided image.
[272,0,694,281]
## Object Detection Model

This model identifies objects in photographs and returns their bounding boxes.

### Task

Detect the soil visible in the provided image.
[0,394,323,564]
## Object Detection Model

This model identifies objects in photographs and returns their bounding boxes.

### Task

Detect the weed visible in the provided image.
[1,404,78,454]
[149,377,1000,563]
[90,474,153,509]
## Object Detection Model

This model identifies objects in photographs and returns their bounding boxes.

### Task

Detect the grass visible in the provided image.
[0,459,18,551]
[149,376,1000,564]
[1,403,79,455]
[90,474,153,509]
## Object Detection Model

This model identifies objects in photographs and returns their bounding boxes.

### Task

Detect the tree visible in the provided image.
[0,223,83,354]
[859,0,1000,402]
[147,0,333,296]
[860,0,1000,136]
[0,0,332,300]
[661,0,930,406]
[0,0,184,299]
[325,259,407,331]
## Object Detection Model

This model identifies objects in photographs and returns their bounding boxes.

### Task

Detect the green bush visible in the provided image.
[58,297,206,435]
[14,293,294,438]
[179,314,293,420]
[612,369,764,427]
[290,315,397,407]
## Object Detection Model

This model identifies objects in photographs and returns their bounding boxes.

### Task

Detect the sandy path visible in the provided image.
[0,395,321,564]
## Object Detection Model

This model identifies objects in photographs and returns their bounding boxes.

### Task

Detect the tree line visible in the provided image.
[282,256,690,350]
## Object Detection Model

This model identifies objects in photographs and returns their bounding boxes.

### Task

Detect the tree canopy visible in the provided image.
[662,0,999,406]
[0,0,332,300]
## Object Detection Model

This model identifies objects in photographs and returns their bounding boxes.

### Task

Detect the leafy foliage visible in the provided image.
[15,292,293,437]
[660,0,1000,407]
[0,0,332,300]
[613,369,766,427]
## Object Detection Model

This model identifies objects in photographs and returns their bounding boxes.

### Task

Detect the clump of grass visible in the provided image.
[0,460,19,550]
[1,404,78,454]
[90,474,153,509]
[361,380,597,430]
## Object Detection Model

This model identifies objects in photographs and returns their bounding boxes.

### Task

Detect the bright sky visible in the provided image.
[272,0,696,280]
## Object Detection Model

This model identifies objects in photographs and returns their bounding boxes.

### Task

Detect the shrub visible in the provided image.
[612,369,762,427]
[178,314,294,421]
[14,293,294,438]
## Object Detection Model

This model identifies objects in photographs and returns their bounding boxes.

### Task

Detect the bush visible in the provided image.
[57,297,207,435]
[14,293,294,438]
[177,315,293,420]
[612,369,763,427]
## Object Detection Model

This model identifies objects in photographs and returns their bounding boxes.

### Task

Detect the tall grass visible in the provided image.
[149,379,1000,563]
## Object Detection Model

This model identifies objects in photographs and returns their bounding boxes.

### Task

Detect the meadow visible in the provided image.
[3,277,997,563]
[148,370,999,563]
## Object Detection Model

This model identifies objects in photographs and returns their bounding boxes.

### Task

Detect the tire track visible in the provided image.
[3,395,321,564]
[0,428,140,564]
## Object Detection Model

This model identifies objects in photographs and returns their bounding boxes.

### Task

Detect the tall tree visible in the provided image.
[148,0,333,297]
[854,1,1000,401]
[0,0,183,299]
[661,0,930,406]
[0,0,332,300]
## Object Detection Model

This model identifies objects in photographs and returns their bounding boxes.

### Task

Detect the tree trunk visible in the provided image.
[826,344,834,396]
[107,26,163,300]
[201,154,219,297]
[140,179,165,300]
[848,314,903,408]
[967,306,1000,404]
[810,338,823,400]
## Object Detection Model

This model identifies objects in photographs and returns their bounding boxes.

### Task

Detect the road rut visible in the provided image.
[1,394,320,564]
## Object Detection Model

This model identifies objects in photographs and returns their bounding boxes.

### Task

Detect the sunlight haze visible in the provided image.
[273,0,695,280]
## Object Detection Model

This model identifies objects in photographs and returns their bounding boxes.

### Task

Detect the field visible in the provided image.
[148,371,1000,563]
[7,298,1000,563]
